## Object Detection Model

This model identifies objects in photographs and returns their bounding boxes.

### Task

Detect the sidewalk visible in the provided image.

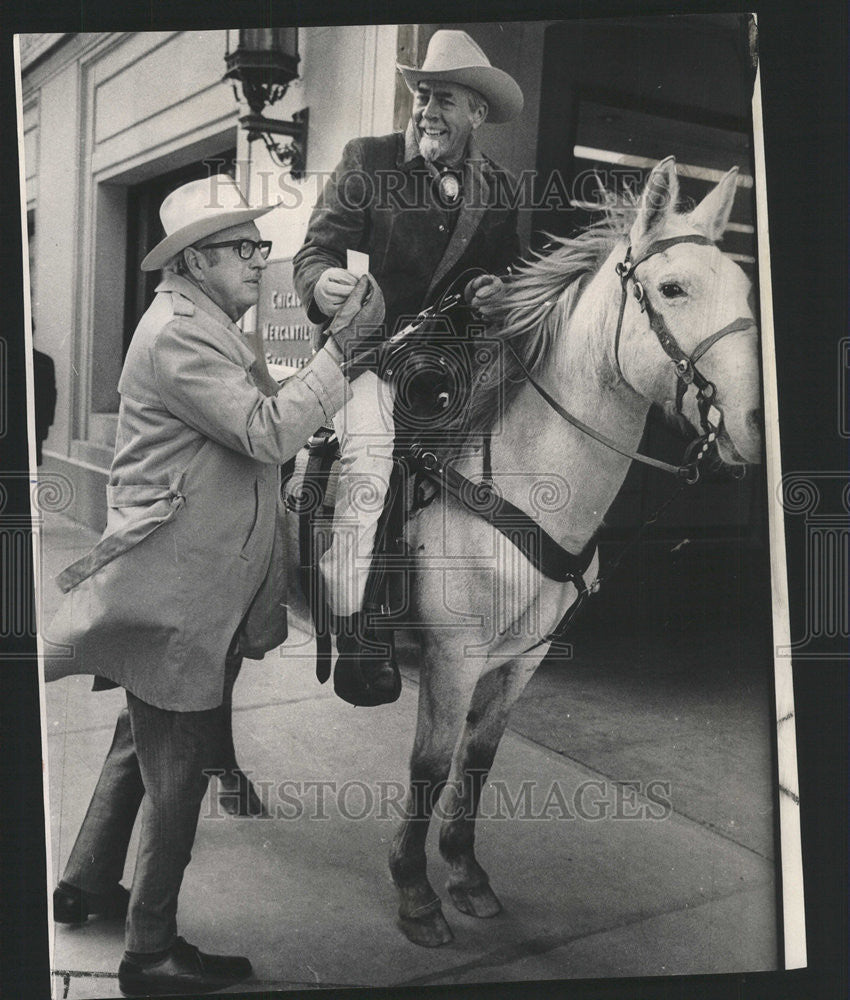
[39,510,778,996]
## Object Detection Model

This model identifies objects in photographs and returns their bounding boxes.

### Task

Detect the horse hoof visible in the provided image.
[398,907,454,947]
[448,881,502,918]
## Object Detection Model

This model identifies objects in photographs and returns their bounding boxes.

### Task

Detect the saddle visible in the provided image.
[284,421,598,684]
[284,274,597,681]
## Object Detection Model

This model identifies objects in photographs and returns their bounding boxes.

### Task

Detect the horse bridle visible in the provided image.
[507,235,757,484]
[613,234,757,446]
[397,238,756,484]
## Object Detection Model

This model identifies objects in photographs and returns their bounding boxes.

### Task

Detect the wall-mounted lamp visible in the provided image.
[224,28,309,179]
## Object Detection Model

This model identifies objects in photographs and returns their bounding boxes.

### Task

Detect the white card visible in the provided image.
[346,249,370,277]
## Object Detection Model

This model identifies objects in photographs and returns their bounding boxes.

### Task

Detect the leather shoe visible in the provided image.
[53,881,130,925]
[118,936,252,996]
[333,614,401,707]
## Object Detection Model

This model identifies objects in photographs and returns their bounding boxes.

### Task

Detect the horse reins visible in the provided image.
[400,242,757,652]
[496,235,756,649]
[510,234,757,483]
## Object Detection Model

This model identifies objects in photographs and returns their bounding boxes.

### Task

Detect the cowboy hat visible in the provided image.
[397,30,523,124]
[141,175,275,271]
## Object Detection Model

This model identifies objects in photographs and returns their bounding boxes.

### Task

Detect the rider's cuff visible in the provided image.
[306,294,329,325]
[298,346,351,419]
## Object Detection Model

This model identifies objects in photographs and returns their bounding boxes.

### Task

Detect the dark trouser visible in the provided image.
[60,654,242,954]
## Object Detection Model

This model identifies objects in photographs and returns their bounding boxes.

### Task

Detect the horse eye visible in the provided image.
[660,282,685,299]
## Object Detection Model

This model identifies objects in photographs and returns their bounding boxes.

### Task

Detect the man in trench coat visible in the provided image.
[43,174,381,996]
[293,29,524,706]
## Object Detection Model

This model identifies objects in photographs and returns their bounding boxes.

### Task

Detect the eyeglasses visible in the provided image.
[196,238,273,261]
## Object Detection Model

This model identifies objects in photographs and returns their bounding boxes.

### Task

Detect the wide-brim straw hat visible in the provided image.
[141,175,275,271]
[397,29,524,124]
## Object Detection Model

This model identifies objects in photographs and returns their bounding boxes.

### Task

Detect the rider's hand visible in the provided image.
[327,275,386,379]
[464,274,506,319]
[314,268,359,317]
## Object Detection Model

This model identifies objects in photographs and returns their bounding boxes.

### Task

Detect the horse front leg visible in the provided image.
[439,657,541,918]
[389,649,479,947]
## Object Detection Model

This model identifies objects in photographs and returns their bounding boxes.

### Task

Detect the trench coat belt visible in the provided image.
[56,480,187,594]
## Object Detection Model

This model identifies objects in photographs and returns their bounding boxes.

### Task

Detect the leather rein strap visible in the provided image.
[507,345,696,479]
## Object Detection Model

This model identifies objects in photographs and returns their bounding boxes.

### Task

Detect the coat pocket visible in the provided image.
[236,492,289,658]
[240,477,261,559]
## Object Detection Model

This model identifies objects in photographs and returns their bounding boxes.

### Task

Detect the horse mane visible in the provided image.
[450,203,637,449]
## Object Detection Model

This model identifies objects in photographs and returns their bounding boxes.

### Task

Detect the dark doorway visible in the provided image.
[534,15,761,541]
[534,15,756,243]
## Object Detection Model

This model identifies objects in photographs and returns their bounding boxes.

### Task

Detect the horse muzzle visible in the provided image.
[715,406,762,466]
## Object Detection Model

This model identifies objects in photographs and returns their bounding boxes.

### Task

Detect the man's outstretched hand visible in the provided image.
[314,268,359,316]
[327,275,386,379]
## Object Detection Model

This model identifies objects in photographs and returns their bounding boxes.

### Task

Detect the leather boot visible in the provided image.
[332,612,401,706]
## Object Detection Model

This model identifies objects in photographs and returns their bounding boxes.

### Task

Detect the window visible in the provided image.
[571,101,755,276]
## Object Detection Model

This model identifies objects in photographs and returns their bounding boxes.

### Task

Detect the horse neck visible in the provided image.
[489,248,651,550]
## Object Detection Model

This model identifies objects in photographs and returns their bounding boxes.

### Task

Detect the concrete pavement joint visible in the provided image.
[390,879,776,988]
[48,691,339,737]
[48,721,128,738]
[229,667,420,715]
[502,712,776,864]
[48,662,773,863]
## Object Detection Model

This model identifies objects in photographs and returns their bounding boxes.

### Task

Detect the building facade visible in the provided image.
[20,18,758,544]
[19,24,548,530]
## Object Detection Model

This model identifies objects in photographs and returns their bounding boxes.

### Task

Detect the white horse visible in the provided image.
[286,157,761,947]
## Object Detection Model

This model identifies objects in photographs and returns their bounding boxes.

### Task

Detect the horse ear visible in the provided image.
[630,157,679,249]
[688,166,739,241]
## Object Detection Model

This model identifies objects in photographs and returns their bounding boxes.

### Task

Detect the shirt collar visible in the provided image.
[154,271,243,334]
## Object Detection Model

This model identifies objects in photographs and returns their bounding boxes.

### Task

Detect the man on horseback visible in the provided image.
[293,29,524,706]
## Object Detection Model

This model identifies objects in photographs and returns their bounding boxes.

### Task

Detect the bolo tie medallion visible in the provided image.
[438,171,461,205]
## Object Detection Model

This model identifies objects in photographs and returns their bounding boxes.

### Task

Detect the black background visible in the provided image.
[1,2,846,998]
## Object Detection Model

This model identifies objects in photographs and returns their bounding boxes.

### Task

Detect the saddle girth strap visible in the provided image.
[409,446,596,586]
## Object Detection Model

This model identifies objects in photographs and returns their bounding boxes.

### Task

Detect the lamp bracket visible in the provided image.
[239,108,309,180]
